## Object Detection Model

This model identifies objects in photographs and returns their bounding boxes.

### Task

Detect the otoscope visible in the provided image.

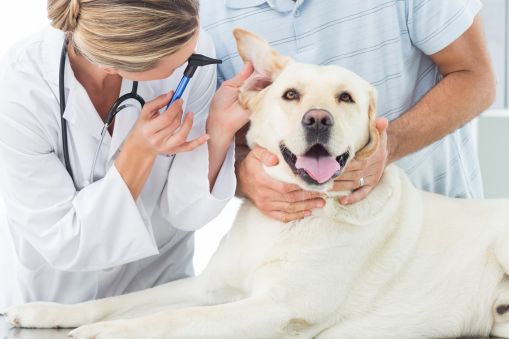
[166,53,222,109]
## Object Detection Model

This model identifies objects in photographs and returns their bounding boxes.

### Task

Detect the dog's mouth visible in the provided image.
[280,143,350,185]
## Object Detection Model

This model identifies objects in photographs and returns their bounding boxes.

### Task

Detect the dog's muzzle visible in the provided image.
[302,109,334,145]
[280,143,350,186]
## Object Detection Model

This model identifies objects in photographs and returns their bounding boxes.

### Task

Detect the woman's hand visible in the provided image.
[206,63,254,189]
[117,92,208,199]
[207,63,254,137]
[131,91,210,156]
[331,117,389,205]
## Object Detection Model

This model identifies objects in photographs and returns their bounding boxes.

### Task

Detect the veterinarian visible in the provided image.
[0,0,252,309]
[201,0,496,222]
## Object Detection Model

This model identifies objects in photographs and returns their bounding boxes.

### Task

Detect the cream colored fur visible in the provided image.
[4,29,509,339]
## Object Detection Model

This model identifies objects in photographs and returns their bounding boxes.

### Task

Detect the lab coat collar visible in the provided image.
[64,78,142,162]
[225,0,304,12]
[40,28,107,143]
[41,27,68,88]
[40,26,137,161]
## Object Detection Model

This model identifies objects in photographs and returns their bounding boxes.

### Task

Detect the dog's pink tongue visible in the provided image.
[295,155,340,184]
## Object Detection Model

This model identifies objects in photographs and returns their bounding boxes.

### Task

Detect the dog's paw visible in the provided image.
[68,320,133,339]
[5,302,82,328]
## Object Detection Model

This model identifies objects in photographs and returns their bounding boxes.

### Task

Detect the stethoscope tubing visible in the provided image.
[59,38,74,181]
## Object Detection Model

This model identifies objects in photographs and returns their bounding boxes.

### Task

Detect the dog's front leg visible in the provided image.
[4,276,214,329]
[68,296,296,339]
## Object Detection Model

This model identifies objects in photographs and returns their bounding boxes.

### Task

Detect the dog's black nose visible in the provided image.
[302,109,334,132]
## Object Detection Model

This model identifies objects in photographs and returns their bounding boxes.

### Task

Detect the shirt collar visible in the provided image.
[225,0,304,12]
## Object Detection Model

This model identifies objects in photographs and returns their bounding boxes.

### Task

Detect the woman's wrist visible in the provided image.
[206,119,236,146]
[115,131,158,199]
[124,129,158,159]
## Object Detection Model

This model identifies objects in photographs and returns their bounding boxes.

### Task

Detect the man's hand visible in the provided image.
[332,117,389,205]
[236,146,325,223]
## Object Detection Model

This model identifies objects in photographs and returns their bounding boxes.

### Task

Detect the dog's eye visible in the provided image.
[282,89,300,101]
[338,92,354,103]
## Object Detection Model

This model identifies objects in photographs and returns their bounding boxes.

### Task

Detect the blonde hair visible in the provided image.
[48,0,200,72]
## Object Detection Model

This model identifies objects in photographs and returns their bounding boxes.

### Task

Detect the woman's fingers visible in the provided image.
[144,99,183,134]
[222,62,254,88]
[162,112,194,149]
[141,91,174,118]
[172,134,210,153]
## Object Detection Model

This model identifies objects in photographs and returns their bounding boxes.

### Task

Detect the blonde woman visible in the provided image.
[0,0,252,309]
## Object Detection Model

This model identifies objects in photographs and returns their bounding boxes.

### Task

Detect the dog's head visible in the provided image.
[234,29,379,192]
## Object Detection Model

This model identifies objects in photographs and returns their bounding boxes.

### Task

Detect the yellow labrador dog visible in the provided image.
[4,29,509,339]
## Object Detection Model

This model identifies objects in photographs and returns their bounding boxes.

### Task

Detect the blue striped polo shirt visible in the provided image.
[200,0,484,198]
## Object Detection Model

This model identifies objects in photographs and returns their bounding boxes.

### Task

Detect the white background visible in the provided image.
[0,1,239,274]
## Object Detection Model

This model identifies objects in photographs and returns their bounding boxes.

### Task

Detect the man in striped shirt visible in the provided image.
[200,0,496,222]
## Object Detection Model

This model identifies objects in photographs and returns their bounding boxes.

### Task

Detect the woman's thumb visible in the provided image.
[227,62,254,88]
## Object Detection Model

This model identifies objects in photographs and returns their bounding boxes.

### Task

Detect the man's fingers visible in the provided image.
[344,159,368,171]
[375,117,389,132]
[266,210,312,223]
[283,190,325,203]
[332,180,359,192]
[339,185,372,205]
[250,146,279,166]
[270,198,325,214]
[335,169,364,181]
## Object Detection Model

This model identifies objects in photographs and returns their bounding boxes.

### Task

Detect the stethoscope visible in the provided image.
[59,38,221,185]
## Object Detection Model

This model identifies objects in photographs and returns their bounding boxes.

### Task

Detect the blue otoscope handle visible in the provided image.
[166,76,191,110]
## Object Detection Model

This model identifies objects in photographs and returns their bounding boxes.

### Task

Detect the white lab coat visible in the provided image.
[0,27,235,309]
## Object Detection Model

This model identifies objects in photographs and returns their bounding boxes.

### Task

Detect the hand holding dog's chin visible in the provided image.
[237,146,326,223]
[335,118,389,205]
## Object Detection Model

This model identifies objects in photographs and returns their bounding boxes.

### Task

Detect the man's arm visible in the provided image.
[334,14,496,205]
[387,15,496,162]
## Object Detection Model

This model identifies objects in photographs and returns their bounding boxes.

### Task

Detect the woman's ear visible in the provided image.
[233,28,292,109]
[355,87,380,160]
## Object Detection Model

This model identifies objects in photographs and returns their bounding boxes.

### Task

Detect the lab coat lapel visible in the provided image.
[64,79,111,143]
[107,82,141,161]
[41,27,111,143]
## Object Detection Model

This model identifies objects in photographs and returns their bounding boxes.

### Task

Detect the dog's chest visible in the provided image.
[231,204,373,279]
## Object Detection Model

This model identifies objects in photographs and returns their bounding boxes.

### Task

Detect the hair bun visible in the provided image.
[48,0,81,33]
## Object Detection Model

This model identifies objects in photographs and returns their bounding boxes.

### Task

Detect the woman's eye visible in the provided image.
[338,92,354,103]
[282,89,300,101]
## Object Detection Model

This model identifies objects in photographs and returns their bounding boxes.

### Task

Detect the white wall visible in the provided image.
[479,1,509,198]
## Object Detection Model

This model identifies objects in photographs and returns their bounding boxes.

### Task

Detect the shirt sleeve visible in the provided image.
[159,30,236,231]
[0,102,159,272]
[407,0,482,55]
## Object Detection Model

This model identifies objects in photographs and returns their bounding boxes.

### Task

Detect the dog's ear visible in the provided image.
[233,28,291,108]
[355,87,380,160]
